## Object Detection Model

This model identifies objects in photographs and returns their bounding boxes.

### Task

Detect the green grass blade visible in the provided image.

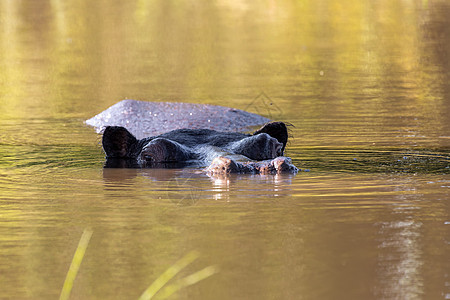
[157,265,219,300]
[138,250,200,300]
[59,228,93,300]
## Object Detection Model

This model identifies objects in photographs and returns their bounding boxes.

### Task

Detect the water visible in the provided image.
[0,1,449,299]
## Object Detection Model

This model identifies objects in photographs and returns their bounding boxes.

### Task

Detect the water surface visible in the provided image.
[0,1,449,299]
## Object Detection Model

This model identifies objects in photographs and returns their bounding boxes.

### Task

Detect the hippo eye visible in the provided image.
[277,147,283,156]
[142,154,153,161]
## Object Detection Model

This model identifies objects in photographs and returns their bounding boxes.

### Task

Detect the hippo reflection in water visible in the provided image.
[102,121,298,174]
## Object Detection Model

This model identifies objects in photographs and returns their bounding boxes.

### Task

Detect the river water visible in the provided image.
[0,1,449,299]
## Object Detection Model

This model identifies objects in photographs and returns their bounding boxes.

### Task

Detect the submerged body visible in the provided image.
[102,122,298,175]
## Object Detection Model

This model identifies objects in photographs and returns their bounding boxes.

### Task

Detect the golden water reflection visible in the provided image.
[0,0,449,299]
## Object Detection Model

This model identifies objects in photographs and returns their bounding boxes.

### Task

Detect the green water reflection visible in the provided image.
[0,0,449,299]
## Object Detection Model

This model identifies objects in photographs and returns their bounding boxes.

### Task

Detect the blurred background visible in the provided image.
[0,1,449,299]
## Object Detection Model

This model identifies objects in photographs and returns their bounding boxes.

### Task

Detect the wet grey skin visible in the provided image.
[102,121,298,174]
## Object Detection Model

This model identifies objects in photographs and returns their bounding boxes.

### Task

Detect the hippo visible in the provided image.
[86,99,274,139]
[102,121,298,175]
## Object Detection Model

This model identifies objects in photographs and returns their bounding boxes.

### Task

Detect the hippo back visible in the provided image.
[86,100,271,139]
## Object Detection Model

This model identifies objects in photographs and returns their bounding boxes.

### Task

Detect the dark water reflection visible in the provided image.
[0,0,449,299]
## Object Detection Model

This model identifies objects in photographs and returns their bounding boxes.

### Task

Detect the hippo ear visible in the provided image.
[253,122,289,152]
[102,126,138,158]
